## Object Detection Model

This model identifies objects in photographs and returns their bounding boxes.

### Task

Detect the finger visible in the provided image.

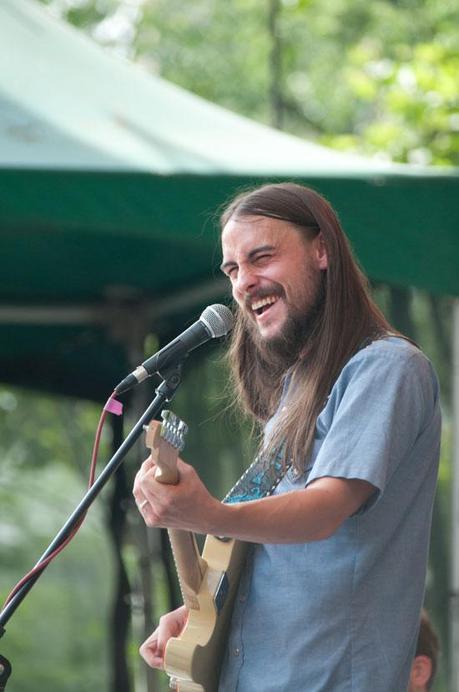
[176,457,190,473]
[141,653,163,669]
[132,478,151,515]
[132,478,146,506]
[140,633,164,669]
[157,607,189,650]
[132,468,145,499]
[140,455,156,474]
[138,497,150,513]
[134,462,159,501]
[134,457,155,488]
[133,458,156,500]
[136,496,163,528]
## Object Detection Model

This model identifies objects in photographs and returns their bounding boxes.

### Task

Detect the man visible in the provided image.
[133,183,441,690]
[409,610,439,691]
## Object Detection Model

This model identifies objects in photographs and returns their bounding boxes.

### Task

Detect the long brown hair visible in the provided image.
[221,182,398,474]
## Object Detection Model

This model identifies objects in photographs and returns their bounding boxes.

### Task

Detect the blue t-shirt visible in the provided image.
[219,337,441,692]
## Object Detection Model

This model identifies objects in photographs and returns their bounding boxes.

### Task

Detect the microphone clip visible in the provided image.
[155,362,184,402]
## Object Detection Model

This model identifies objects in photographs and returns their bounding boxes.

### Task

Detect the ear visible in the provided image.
[314,233,328,270]
[409,655,432,688]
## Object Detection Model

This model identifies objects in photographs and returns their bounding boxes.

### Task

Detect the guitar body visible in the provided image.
[164,536,248,691]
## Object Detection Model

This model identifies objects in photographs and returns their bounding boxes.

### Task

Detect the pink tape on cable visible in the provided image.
[104,397,124,416]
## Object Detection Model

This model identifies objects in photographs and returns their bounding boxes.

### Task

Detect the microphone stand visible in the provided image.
[0,364,184,690]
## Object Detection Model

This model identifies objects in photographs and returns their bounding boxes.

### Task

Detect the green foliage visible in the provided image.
[135,0,273,123]
[0,462,112,691]
[0,388,108,472]
[323,38,459,165]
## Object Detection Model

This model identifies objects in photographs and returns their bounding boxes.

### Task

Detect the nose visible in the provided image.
[233,264,258,298]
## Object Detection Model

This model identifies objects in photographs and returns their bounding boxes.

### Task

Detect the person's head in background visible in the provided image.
[408,610,439,691]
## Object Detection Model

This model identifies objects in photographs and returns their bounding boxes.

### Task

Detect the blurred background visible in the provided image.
[0,0,458,690]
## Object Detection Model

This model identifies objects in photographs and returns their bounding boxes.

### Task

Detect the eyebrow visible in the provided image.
[220,244,276,273]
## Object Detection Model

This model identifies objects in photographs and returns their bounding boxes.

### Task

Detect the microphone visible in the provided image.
[114,304,234,394]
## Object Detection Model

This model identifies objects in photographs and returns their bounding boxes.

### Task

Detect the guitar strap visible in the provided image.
[223,375,293,505]
[223,447,291,505]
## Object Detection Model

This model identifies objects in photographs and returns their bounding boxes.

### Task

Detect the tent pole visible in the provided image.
[0,278,227,326]
[451,299,459,691]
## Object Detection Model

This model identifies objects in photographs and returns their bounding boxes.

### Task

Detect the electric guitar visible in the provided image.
[145,411,248,692]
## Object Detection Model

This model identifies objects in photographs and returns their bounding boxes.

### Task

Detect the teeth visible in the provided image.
[251,296,277,311]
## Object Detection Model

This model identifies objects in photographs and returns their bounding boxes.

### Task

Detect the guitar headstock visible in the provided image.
[144,410,188,485]
[159,410,188,452]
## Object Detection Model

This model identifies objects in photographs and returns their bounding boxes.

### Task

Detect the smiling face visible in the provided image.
[221,215,328,354]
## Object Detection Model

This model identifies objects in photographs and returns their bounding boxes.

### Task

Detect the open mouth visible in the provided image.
[251,295,278,317]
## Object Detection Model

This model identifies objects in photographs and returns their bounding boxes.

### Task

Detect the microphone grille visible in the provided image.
[201,304,234,338]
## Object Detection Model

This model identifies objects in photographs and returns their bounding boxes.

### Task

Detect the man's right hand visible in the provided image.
[139,605,189,669]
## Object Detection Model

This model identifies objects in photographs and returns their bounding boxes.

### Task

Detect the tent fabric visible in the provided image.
[0,0,458,401]
[1,171,458,300]
[1,0,410,175]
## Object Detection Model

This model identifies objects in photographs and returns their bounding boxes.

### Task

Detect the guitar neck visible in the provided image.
[167,529,207,610]
[145,414,207,610]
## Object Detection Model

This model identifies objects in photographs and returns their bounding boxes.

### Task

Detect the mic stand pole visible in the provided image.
[0,364,184,690]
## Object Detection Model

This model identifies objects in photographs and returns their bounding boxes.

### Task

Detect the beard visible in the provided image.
[241,271,326,372]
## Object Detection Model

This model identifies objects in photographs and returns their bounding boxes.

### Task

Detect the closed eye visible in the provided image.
[221,264,237,279]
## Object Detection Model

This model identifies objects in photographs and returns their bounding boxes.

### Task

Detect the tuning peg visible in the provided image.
[178,420,189,436]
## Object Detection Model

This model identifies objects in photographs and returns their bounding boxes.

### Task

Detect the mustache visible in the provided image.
[243,285,284,310]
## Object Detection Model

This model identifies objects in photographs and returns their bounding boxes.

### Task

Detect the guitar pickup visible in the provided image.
[214,573,229,613]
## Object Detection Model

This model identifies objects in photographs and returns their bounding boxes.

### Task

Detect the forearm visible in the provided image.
[204,476,375,544]
[206,486,344,544]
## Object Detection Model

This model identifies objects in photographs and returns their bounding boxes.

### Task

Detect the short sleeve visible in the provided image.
[305,343,438,508]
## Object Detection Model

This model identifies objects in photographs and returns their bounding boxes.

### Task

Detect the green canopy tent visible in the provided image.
[2,2,459,686]
[1,0,459,401]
